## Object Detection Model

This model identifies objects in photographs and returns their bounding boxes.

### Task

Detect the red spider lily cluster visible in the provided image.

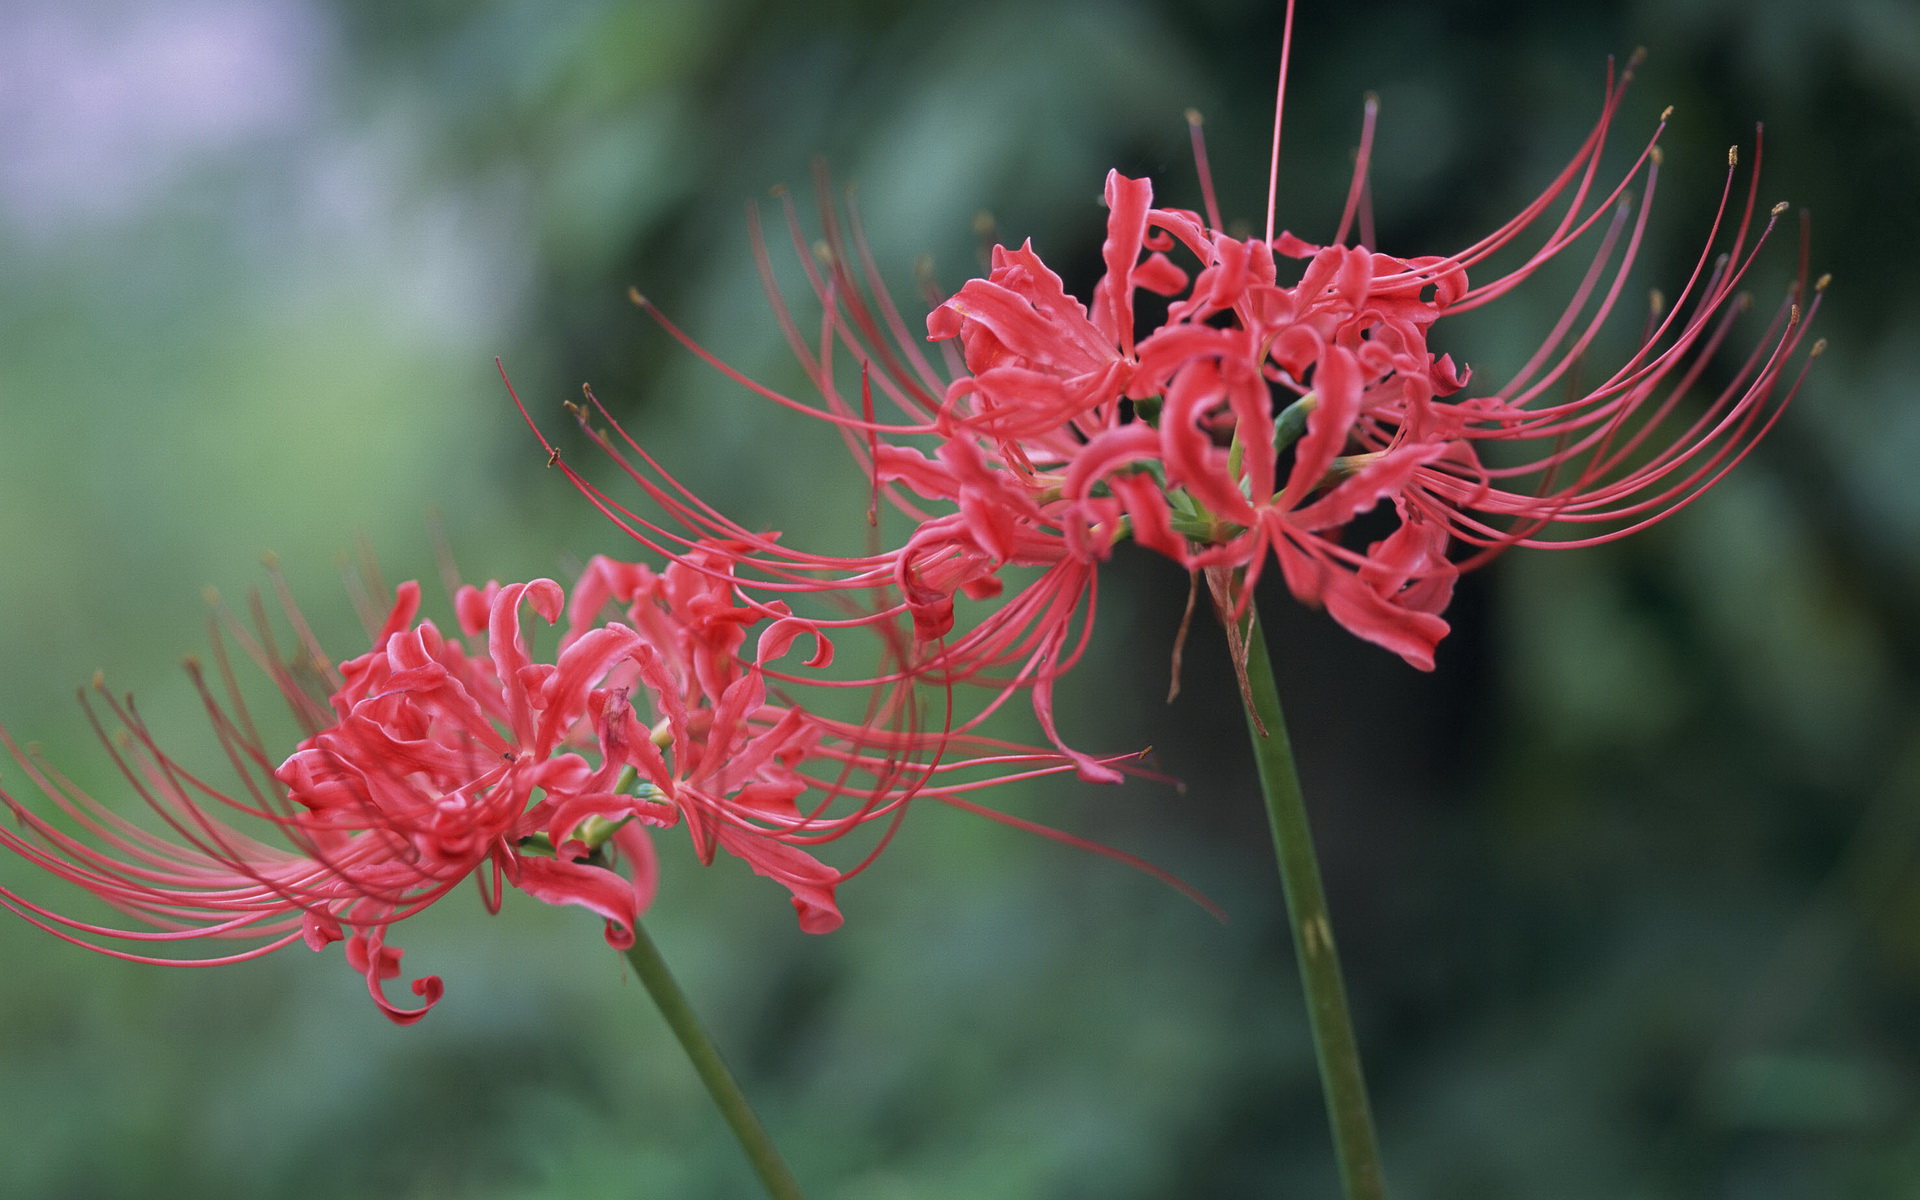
[544,54,1822,761]
[0,44,1823,1023]
[0,550,1097,1023]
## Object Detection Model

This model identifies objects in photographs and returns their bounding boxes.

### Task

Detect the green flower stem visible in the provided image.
[1238,604,1387,1200]
[622,922,808,1200]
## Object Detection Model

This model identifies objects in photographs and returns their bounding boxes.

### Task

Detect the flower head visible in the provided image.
[0,548,1024,1021]
[918,66,1823,671]
[564,52,1819,694]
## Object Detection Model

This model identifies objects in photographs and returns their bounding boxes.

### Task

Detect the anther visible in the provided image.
[1770,201,1789,217]
[627,287,647,307]
[1815,272,1832,292]
[1185,108,1203,127]
[1628,46,1648,70]
[1649,288,1666,316]
[90,670,105,691]
[1728,146,1739,167]
[1650,146,1664,166]
[1789,304,1802,325]
[812,239,835,266]
[1660,105,1674,121]
[1810,338,1829,357]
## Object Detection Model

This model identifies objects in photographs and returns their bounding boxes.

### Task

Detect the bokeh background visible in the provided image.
[0,0,1915,1196]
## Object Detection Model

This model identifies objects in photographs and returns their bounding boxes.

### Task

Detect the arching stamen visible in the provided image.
[863,361,880,527]
[1264,0,1299,246]
[1186,109,1224,232]
[1332,92,1380,247]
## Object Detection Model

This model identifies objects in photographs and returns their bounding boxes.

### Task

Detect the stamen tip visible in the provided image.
[1628,46,1648,70]
[1184,107,1203,127]
[1810,337,1829,357]
[1650,146,1664,166]
[1770,200,1790,217]
[260,550,280,569]
[90,669,105,691]
[1728,145,1740,167]
[1660,104,1674,121]
[1790,303,1802,325]
[1649,288,1666,316]
[627,286,648,307]
[202,585,220,606]
[1815,272,1832,292]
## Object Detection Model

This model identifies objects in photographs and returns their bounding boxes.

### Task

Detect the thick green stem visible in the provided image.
[623,922,808,1200]
[1238,606,1387,1200]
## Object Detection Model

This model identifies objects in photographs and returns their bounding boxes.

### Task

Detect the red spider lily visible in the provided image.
[565,45,1820,686]
[0,549,1163,1021]
[924,64,1824,670]
[0,575,666,1024]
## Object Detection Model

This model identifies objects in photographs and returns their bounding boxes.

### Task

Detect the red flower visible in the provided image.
[922,64,1823,670]
[1,548,1124,1020]
[0,575,671,1023]
[514,52,1820,798]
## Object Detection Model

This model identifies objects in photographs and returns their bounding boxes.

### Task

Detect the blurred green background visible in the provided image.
[1,0,1916,1196]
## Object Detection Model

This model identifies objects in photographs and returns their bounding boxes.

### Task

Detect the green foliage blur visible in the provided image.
[1,0,1915,1195]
